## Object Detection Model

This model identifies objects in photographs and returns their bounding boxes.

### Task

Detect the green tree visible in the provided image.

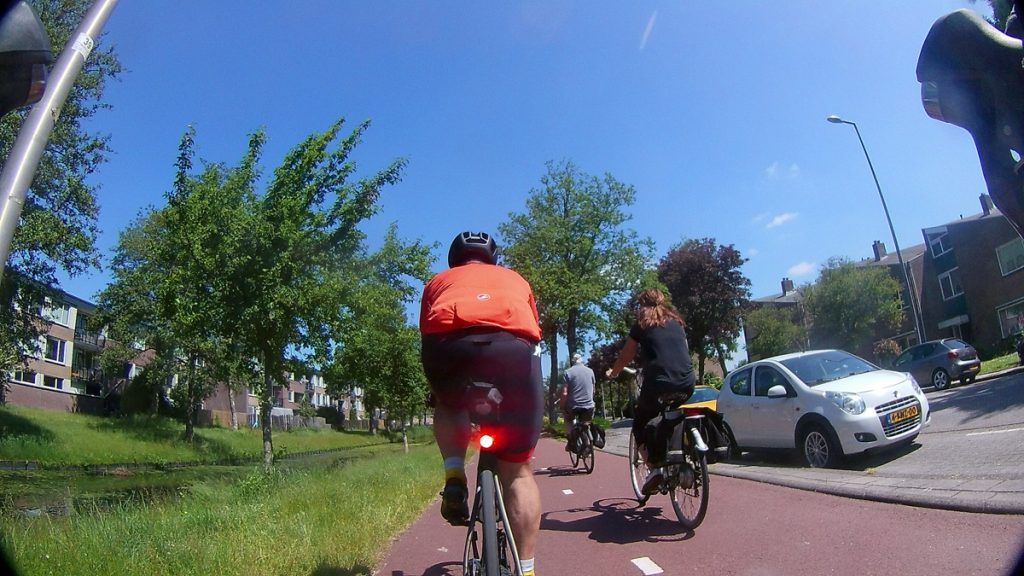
[226,119,411,468]
[969,0,1014,28]
[98,127,257,441]
[326,225,432,445]
[0,0,123,390]
[499,159,654,420]
[657,238,750,382]
[743,305,806,360]
[801,257,904,353]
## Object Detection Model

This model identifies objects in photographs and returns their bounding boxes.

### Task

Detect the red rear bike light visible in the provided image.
[479,434,495,449]
[683,407,703,417]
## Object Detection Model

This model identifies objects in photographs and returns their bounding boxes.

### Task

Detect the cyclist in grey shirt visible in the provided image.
[559,353,596,449]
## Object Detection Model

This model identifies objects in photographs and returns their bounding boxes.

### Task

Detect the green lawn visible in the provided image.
[0,405,444,575]
[978,352,1019,376]
[2,444,440,576]
[0,404,391,465]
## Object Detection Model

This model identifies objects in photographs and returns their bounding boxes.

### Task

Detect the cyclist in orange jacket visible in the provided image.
[420,231,543,576]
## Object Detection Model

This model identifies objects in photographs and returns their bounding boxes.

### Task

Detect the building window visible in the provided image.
[288,391,295,403]
[997,299,1024,338]
[12,369,37,384]
[938,268,963,301]
[928,231,951,258]
[45,336,67,364]
[996,238,1024,276]
[43,375,64,390]
[42,300,72,326]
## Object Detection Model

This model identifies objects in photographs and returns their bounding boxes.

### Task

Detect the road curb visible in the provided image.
[708,463,1024,515]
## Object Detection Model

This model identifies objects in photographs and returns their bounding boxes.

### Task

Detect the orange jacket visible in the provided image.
[420,262,542,342]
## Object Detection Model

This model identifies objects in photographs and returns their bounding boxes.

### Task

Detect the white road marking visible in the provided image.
[631,557,663,575]
[562,489,574,495]
[966,427,1023,437]
[437,547,448,553]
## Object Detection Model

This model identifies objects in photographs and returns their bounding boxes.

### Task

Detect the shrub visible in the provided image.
[873,338,902,368]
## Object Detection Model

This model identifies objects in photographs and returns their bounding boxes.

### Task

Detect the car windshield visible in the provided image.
[686,387,718,403]
[779,351,879,387]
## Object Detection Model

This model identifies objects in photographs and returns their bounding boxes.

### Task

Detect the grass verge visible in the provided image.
[0,405,391,466]
[1,443,439,576]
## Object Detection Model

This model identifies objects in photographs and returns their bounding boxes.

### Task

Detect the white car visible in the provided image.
[717,349,930,468]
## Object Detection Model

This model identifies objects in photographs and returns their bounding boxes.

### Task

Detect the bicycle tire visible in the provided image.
[568,427,580,468]
[628,431,648,504]
[479,470,501,576]
[669,448,709,530]
[581,429,595,474]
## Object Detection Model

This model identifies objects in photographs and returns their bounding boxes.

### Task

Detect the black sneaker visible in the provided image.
[440,479,469,526]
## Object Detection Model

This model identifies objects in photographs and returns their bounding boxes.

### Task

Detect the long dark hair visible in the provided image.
[635,288,685,331]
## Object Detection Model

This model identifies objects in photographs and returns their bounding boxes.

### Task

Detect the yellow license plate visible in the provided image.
[888,404,919,425]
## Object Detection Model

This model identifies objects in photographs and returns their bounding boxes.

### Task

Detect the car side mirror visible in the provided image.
[767,385,789,399]
[0,0,52,117]
[916,9,1024,236]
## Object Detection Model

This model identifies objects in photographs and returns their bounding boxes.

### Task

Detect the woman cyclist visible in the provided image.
[606,287,696,494]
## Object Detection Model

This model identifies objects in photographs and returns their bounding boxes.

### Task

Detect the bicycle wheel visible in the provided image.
[628,431,648,503]
[478,470,501,575]
[669,448,709,530]
[581,429,595,474]
[568,427,580,468]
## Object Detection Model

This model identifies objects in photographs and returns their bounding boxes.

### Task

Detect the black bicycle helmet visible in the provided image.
[448,231,498,267]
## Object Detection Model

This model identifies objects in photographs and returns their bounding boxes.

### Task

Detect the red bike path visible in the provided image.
[375,435,1024,576]
[376,437,683,576]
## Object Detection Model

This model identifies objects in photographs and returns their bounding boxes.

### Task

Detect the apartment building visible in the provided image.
[744,194,1024,359]
[4,291,123,415]
[918,195,1024,354]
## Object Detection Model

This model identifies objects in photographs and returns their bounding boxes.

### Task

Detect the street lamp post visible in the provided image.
[827,115,926,345]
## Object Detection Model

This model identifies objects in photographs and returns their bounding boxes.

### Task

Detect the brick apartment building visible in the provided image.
[746,194,1024,359]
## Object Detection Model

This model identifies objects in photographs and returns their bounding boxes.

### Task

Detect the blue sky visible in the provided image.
[54,1,995,361]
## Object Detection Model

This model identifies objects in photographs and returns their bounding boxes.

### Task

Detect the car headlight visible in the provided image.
[908,375,923,395]
[826,391,865,415]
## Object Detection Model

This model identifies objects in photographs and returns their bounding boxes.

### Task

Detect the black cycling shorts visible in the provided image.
[422,328,543,462]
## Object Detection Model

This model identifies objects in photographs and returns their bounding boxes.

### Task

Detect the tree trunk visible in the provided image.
[261,367,274,470]
[184,359,196,443]
[546,333,560,423]
[714,340,730,379]
[566,312,578,360]
[402,422,409,454]
[696,350,707,384]
[228,382,238,431]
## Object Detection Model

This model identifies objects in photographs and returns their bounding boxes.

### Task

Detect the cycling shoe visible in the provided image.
[440,479,470,526]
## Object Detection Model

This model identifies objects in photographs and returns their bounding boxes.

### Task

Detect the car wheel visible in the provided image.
[931,368,951,390]
[962,375,976,385]
[801,423,841,468]
[722,422,741,460]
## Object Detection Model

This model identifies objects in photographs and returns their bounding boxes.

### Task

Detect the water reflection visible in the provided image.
[5,484,185,517]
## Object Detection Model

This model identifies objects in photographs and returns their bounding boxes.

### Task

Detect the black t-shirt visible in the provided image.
[629,319,696,389]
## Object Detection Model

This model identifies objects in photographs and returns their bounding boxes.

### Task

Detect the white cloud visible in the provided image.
[766,212,798,228]
[640,11,657,50]
[747,248,760,257]
[764,161,800,180]
[788,261,816,277]
[752,212,770,223]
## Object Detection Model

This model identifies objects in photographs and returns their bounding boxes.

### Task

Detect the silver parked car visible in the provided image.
[717,349,930,468]
[891,338,981,391]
